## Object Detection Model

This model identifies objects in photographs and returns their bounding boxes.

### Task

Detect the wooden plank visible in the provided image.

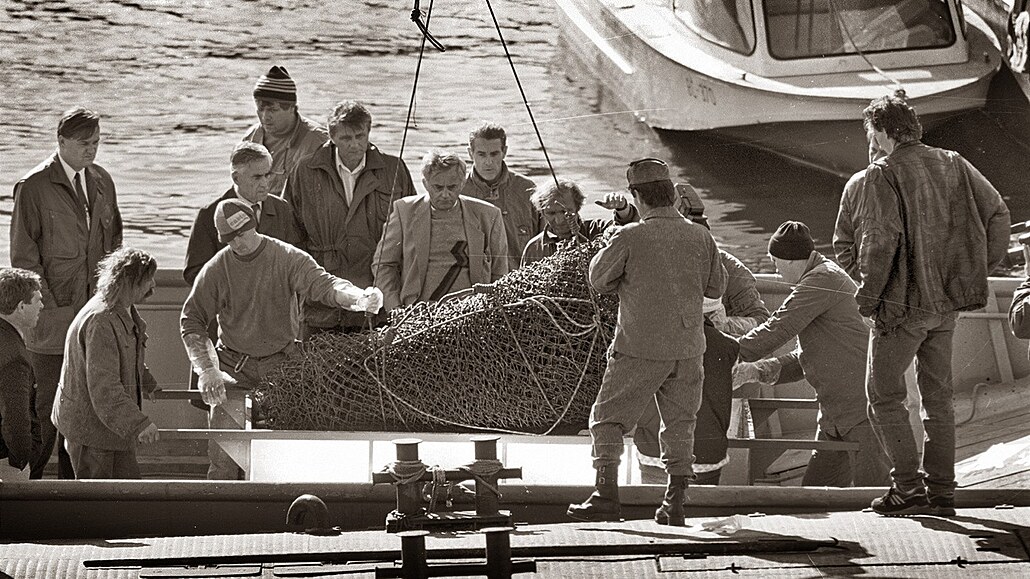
[746,398,820,411]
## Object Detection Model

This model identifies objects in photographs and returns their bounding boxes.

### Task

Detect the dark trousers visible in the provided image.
[67,440,141,479]
[27,352,74,479]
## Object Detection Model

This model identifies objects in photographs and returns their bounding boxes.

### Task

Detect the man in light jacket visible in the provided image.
[52,248,160,479]
[10,107,123,479]
[242,66,327,195]
[736,221,889,488]
[850,92,1009,516]
[373,151,508,311]
[567,158,726,526]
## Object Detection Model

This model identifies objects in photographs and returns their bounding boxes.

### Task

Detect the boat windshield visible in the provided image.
[764,0,956,60]
[675,0,757,55]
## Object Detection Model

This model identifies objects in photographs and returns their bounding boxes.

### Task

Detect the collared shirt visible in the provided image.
[235,189,262,225]
[335,152,366,206]
[58,153,89,217]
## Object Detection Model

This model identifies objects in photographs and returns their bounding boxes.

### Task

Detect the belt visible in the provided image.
[217,343,298,375]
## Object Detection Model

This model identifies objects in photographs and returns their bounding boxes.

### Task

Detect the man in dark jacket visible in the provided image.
[52,248,161,479]
[461,122,542,265]
[184,142,304,285]
[0,268,44,481]
[851,93,1010,516]
[242,66,327,195]
[10,107,123,479]
[284,100,415,336]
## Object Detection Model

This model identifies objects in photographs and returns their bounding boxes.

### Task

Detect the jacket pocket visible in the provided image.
[47,209,82,259]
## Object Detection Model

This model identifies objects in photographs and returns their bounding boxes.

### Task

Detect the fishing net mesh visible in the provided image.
[256,237,618,435]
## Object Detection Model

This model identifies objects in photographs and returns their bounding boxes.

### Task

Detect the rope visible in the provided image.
[385,459,429,485]
[459,458,506,498]
[483,0,560,190]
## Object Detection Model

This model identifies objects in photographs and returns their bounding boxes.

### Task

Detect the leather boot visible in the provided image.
[567,465,621,522]
[654,475,688,526]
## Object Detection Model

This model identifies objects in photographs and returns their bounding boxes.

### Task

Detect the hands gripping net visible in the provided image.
[256,236,618,435]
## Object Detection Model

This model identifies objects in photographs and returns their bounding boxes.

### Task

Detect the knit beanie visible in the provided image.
[214,199,257,243]
[253,66,297,103]
[768,221,814,260]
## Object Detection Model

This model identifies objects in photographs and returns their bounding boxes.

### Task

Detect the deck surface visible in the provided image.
[3,507,1029,578]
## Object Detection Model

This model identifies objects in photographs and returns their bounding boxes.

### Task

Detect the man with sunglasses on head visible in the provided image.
[11,107,123,480]
[243,66,327,195]
[568,158,725,527]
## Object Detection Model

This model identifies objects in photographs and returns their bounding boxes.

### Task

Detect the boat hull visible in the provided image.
[555,0,1001,175]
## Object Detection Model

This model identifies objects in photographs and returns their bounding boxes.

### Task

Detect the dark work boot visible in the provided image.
[567,465,621,522]
[655,475,688,526]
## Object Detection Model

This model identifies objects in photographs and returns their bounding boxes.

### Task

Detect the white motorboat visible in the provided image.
[555,0,1003,175]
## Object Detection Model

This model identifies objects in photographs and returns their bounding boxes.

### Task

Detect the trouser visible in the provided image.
[27,352,74,479]
[802,420,891,487]
[66,440,141,479]
[206,344,295,480]
[590,352,703,477]
[866,312,957,498]
[634,323,734,484]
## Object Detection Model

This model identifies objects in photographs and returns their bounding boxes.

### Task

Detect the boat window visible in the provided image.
[675,0,757,54]
[765,0,956,59]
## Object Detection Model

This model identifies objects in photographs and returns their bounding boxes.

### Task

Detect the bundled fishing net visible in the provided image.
[256,236,619,435]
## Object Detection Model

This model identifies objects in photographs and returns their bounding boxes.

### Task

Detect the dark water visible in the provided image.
[1,0,1027,274]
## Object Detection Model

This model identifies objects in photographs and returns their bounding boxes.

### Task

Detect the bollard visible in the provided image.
[470,435,502,516]
[398,530,430,579]
[393,439,427,517]
[483,526,514,579]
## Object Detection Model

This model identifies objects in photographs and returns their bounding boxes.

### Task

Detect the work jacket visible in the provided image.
[284,142,415,329]
[589,206,726,360]
[372,195,508,311]
[0,319,34,469]
[53,296,156,451]
[10,154,123,354]
[738,252,870,433]
[461,164,541,264]
[242,113,327,195]
[852,141,1010,331]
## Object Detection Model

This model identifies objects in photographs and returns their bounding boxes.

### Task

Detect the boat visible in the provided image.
[554,0,1003,176]
[965,0,1030,102]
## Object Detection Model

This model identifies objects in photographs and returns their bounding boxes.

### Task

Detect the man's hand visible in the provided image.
[731,358,782,389]
[353,286,384,314]
[138,423,160,444]
[198,368,232,407]
[595,192,629,211]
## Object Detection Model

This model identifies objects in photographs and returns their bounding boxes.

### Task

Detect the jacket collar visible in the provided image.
[640,205,682,220]
[465,163,511,193]
[310,141,388,173]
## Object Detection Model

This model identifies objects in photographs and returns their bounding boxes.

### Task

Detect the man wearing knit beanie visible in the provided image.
[735,220,889,489]
[242,65,327,195]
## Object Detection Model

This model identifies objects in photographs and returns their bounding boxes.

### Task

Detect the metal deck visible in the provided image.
[3,507,1029,578]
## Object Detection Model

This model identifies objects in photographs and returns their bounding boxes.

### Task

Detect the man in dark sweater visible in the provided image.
[0,268,43,480]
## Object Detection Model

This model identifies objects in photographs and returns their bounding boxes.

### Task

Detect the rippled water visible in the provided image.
[1,0,1025,274]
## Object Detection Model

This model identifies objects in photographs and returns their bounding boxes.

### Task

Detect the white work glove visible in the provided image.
[731,358,782,390]
[348,286,384,314]
[198,367,233,407]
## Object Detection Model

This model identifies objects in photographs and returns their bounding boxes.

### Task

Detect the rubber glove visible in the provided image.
[198,367,233,407]
[349,286,384,314]
[731,358,782,389]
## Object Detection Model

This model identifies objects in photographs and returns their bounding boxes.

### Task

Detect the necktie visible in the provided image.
[73,172,90,224]
[251,203,261,225]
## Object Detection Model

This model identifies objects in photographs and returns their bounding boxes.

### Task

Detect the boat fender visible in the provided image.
[286,493,340,535]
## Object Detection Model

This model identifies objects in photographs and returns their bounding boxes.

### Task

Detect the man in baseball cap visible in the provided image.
[181,197,382,479]
[242,65,327,194]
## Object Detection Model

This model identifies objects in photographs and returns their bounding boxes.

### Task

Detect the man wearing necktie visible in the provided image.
[10,107,123,479]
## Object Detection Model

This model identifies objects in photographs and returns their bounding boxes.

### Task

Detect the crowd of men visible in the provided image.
[0,68,1019,524]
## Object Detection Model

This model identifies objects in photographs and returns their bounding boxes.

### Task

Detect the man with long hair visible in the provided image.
[52,248,160,479]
